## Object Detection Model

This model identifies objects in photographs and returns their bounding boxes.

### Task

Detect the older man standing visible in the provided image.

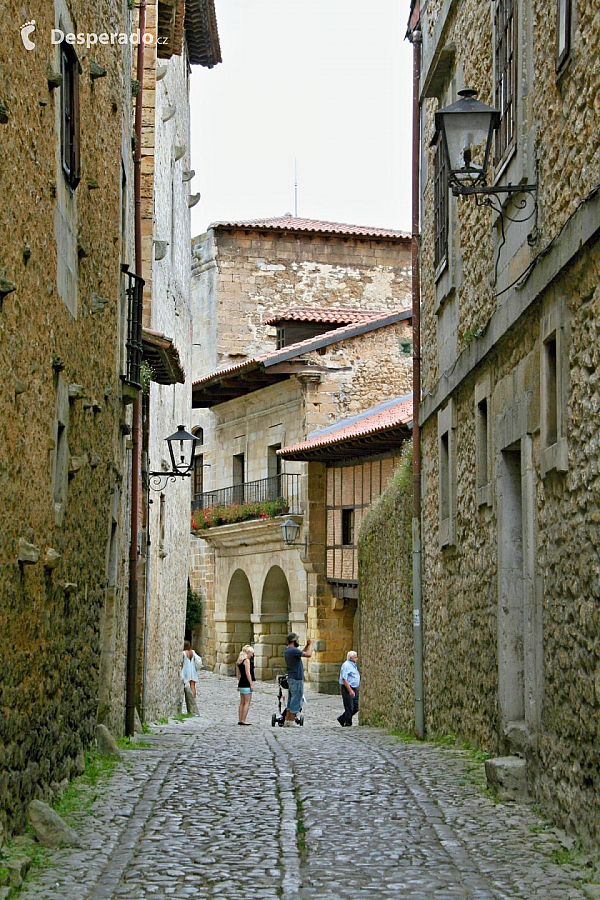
[337,650,360,727]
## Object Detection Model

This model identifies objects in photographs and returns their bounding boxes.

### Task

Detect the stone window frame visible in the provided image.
[540,302,569,477]
[52,377,70,527]
[475,375,492,508]
[438,398,456,547]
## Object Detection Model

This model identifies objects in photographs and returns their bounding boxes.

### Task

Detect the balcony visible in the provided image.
[191,473,302,533]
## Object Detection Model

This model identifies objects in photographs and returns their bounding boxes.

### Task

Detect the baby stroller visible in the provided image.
[271,674,304,727]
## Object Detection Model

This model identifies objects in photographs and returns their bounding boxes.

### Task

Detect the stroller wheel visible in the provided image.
[297,714,304,726]
[271,713,277,728]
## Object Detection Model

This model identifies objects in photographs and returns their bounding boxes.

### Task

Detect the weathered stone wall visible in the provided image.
[417,0,600,846]
[357,446,414,730]
[191,228,412,378]
[143,37,195,722]
[0,0,135,834]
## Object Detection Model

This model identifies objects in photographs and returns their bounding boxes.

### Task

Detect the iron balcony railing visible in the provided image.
[192,473,302,516]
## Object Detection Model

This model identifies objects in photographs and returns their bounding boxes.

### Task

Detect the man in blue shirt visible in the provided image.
[283,632,312,727]
[337,650,360,726]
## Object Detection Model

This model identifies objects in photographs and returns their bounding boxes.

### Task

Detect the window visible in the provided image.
[193,454,204,499]
[276,326,286,350]
[540,305,569,476]
[476,398,489,487]
[494,0,516,166]
[341,508,355,547]
[557,0,572,70]
[60,42,80,189]
[232,453,245,504]
[433,135,448,272]
[542,334,558,448]
[438,400,456,546]
[475,377,492,507]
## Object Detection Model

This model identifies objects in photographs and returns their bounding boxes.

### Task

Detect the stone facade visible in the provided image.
[0,0,135,834]
[411,0,600,846]
[189,221,412,691]
[138,3,196,723]
[191,223,411,378]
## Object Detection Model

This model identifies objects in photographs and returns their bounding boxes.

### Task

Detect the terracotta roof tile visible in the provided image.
[192,310,411,388]
[278,396,413,456]
[211,215,410,241]
[263,307,389,326]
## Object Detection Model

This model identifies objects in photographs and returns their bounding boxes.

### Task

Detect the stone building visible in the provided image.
[278,394,413,619]
[189,217,412,691]
[134,0,220,722]
[409,0,600,844]
[0,0,219,834]
[0,0,136,834]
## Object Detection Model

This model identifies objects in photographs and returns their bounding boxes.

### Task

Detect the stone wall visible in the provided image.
[357,445,414,730]
[415,0,600,847]
[0,0,135,834]
[143,28,195,722]
[191,227,412,378]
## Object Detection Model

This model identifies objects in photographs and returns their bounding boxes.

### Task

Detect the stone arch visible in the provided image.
[254,566,291,680]
[216,569,254,676]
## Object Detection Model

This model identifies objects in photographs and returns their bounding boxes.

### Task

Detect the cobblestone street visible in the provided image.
[17,673,597,900]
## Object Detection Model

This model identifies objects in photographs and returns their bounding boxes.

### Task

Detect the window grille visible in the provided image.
[121,265,145,389]
[494,0,516,165]
[433,136,448,271]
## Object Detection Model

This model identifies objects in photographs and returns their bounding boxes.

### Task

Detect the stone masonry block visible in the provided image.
[485,757,529,803]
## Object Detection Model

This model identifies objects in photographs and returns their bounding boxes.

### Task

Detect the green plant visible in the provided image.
[389,728,420,742]
[140,359,153,394]
[186,584,202,634]
[117,736,152,750]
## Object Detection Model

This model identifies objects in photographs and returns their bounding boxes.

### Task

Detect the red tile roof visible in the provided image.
[211,215,410,241]
[192,310,411,389]
[278,396,413,457]
[263,307,389,326]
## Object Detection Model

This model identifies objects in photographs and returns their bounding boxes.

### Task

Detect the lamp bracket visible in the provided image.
[147,471,192,492]
[452,181,539,284]
[451,183,537,196]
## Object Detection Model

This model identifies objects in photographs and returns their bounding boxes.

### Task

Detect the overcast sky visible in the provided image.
[189,0,413,238]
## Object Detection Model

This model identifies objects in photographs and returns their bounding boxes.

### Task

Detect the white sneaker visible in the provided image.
[284,720,301,727]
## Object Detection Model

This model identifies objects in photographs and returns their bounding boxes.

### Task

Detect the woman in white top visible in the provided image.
[181,640,202,697]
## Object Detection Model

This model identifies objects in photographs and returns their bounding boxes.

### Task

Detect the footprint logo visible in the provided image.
[20,20,36,50]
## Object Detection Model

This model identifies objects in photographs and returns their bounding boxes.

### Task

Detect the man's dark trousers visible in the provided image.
[338,685,359,726]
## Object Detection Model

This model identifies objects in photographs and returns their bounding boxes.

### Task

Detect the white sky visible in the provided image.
[189,0,413,238]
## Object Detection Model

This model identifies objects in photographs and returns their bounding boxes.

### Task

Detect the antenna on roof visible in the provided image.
[294,159,298,217]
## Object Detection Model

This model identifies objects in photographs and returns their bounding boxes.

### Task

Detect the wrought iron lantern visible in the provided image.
[435,88,538,281]
[435,89,499,191]
[280,517,301,546]
[148,425,198,490]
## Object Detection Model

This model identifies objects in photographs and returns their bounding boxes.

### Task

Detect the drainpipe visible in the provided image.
[409,20,424,740]
[126,0,147,737]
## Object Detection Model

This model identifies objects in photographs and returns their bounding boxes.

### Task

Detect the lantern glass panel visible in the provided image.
[444,111,493,179]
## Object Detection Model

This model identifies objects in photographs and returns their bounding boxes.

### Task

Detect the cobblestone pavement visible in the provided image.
[17,672,598,899]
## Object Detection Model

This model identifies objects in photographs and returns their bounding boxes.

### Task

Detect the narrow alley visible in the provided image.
[17,674,594,900]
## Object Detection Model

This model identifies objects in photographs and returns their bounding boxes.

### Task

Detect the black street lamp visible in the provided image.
[435,88,537,199]
[148,425,198,490]
[435,87,539,281]
[435,89,499,191]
